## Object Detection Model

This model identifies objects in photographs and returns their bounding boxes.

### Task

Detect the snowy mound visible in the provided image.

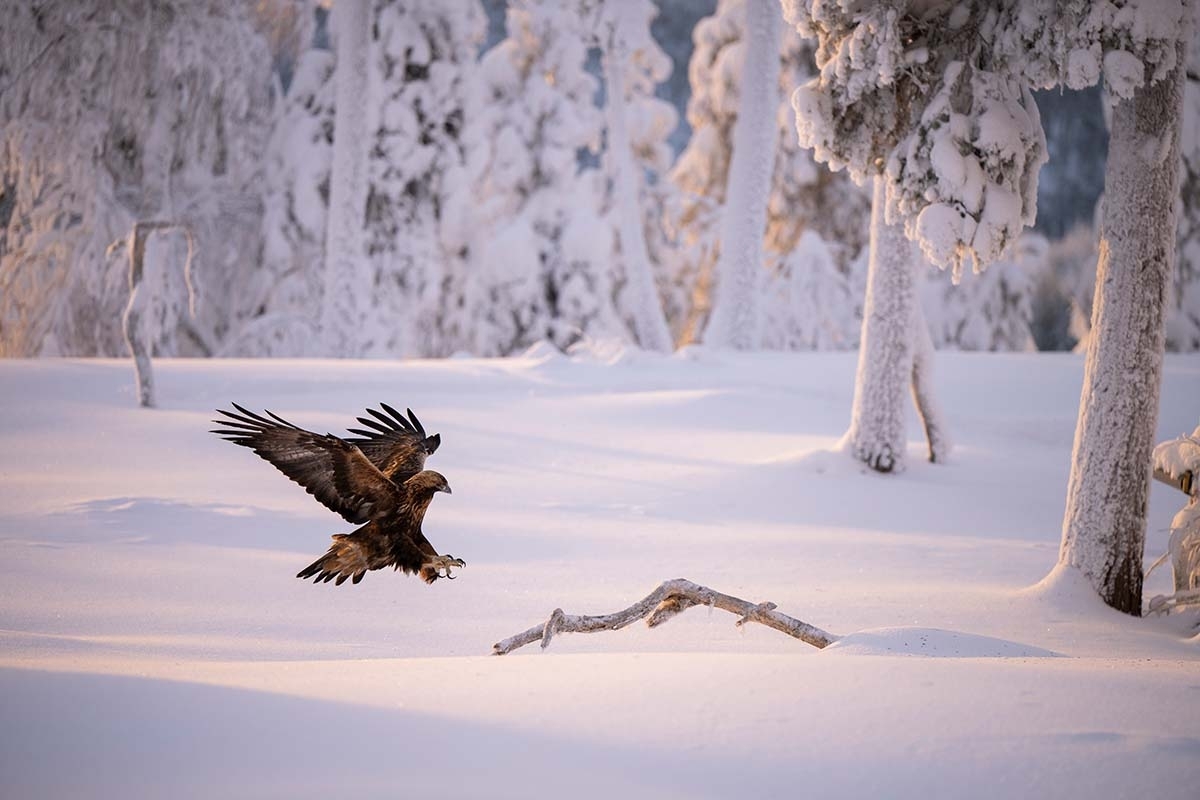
[824,627,1060,658]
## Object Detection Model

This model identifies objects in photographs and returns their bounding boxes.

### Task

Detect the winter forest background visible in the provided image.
[3,0,1197,361]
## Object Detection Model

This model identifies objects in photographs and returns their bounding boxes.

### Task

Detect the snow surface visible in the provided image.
[1,350,1198,798]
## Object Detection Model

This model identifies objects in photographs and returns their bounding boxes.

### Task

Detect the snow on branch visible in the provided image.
[492,578,838,655]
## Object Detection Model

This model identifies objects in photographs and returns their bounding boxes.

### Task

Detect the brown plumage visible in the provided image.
[210,403,463,585]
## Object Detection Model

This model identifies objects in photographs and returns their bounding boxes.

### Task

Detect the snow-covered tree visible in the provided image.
[231,43,335,357]
[789,1,1192,606]
[702,0,780,350]
[670,0,868,347]
[1167,24,1200,352]
[364,0,485,357]
[788,3,1004,470]
[921,234,1042,352]
[1057,36,1190,615]
[0,1,274,357]
[320,0,372,357]
[842,178,922,473]
[786,2,1048,282]
[760,230,858,350]
[598,0,673,353]
[452,0,623,355]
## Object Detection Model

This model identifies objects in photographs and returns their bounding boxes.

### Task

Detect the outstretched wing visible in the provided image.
[343,402,441,482]
[211,404,401,525]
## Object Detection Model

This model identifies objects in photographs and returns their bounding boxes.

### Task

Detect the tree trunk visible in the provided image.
[1057,43,1186,615]
[703,0,781,350]
[320,0,371,358]
[603,22,673,354]
[910,283,950,463]
[844,177,916,473]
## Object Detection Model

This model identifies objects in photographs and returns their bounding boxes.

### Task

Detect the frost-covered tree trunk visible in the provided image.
[703,0,780,350]
[1058,42,1187,616]
[602,21,672,354]
[844,178,916,473]
[321,0,371,358]
[910,297,949,464]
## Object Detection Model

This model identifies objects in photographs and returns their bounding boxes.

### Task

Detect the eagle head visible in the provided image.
[405,469,452,496]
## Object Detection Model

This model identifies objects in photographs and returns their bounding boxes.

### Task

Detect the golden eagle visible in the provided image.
[211,403,465,585]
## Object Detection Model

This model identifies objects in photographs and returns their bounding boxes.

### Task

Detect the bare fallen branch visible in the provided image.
[492,578,838,655]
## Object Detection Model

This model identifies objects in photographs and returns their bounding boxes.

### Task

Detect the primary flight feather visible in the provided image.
[210,403,464,585]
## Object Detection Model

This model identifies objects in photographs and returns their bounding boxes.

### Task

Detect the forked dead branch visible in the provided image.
[492,578,839,655]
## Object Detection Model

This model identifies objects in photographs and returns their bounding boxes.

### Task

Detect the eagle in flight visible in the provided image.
[211,402,465,586]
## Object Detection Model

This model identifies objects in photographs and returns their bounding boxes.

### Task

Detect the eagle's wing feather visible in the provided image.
[211,404,400,525]
[342,403,439,483]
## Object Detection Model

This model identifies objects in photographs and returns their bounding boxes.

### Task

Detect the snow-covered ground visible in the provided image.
[1,349,1198,798]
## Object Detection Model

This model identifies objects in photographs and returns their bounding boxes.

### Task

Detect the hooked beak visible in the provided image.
[439,484,452,495]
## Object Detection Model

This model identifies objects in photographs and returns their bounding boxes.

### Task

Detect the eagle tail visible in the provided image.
[297,534,368,586]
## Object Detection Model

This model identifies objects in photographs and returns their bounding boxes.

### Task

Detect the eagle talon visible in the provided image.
[431,554,466,580]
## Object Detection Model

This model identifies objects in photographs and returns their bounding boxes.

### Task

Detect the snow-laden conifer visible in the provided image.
[784,1,1047,281]
[364,0,484,357]
[452,0,622,355]
[237,45,335,357]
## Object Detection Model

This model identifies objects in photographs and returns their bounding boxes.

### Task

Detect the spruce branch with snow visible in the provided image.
[784,1,1047,280]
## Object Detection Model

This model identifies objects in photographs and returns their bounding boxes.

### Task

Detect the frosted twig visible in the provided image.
[492,578,838,655]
